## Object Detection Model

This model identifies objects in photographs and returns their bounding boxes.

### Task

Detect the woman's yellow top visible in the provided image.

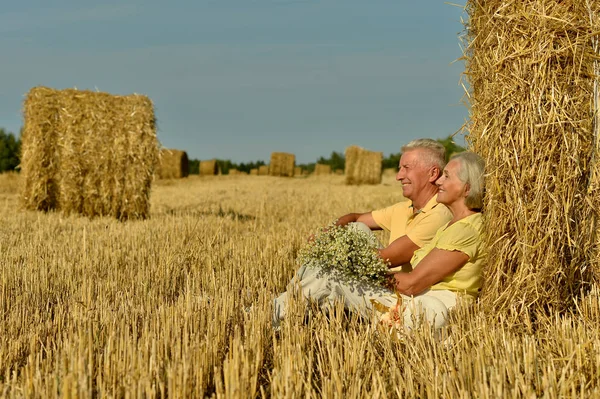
[410,213,486,298]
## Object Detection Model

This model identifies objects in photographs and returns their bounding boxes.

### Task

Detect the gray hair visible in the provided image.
[450,152,485,210]
[401,139,446,170]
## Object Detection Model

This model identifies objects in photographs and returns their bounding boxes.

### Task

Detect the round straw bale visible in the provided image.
[199,160,219,176]
[258,165,269,176]
[269,152,295,177]
[156,149,189,179]
[314,164,331,176]
[344,145,382,185]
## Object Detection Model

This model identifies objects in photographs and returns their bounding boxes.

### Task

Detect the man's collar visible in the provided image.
[408,195,440,214]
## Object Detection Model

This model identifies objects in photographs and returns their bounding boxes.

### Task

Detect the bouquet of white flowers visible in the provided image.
[296,222,390,286]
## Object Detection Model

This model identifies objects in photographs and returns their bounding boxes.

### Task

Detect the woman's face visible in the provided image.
[436,159,468,206]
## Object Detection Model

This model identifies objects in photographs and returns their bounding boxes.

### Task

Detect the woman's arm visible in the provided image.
[390,248,469,296]
[378,236,419,268]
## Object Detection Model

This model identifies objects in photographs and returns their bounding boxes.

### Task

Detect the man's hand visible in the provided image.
[335,212,381,229]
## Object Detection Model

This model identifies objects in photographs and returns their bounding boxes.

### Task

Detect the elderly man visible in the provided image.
[273,138,452,326]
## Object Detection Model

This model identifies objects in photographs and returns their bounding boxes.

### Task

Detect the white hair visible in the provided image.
[450,152,485,210]
[401,139,446,170]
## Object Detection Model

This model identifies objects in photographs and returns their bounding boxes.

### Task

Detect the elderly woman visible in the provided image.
[273,152,486,330]
[379,151,486,329]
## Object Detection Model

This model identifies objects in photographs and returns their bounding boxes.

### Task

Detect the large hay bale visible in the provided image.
[250,168,258,175]
[269,152,295,177]
[258,165,269,176]
[199,160,219,176]
[464,1,600,315]
[156,149,189,179]
[344,145,382,185]
[20,87,158,220]
[314,164,331,175]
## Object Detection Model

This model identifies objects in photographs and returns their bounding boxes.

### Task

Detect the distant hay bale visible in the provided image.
[157,149,189,179]
[199,160,219,176]
[294,167,302,176]
[269,152,295,177]
[465,0,600,315]
[344,145,382,185]
[314,164,331,176]
[250,168,258,175]
[382,168,397,177]
[229,169,239,175]
[20,86,158,220]
[258,165,269,176]
[334,169,344,175]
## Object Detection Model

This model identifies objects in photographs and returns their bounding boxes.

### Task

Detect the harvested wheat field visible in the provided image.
[1,172,599,397]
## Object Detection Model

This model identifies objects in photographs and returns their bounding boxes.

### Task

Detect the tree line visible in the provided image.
[187,135,465,175]
[0,128,464,175]
[0,128,21,173]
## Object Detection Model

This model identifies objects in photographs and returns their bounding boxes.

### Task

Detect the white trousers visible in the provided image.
[273,222,457,329]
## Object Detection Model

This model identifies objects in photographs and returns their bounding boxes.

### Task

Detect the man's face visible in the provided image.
[396,149,435,200]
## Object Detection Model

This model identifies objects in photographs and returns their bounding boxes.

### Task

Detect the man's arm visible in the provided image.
[378,236,420,268]
[390,248,469,296]
[335,212,382,230]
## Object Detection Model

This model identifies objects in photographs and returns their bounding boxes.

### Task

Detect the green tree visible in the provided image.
[0,128,21,172]
[189,159,200,174]
[297,162,315,173]
[236,160,265,174]
[316,151,345,171]
[382,152,401,169]
[436,135,466,160]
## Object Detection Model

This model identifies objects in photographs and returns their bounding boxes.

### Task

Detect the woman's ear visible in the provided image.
[463,183,471,197]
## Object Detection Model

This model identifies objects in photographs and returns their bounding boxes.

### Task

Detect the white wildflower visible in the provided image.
[297,222,389,286]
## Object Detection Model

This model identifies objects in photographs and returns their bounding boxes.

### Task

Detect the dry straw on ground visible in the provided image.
[464,0,600,316]
[382,167,397,178]
[156,149,189,179]
[20,86,158,220]
[2,174,600,397]
[199,160,219,176]
[314,164,331,176]
[344,145,382,185]
[258,165,269,176]
[269,152,295,177]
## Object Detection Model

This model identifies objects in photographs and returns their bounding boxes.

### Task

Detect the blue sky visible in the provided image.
[1,1,469,163]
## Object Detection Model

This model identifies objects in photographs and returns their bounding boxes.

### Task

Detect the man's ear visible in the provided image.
[428,166,440,183]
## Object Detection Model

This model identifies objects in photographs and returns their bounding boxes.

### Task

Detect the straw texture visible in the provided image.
[344,145,382,185]
[156,149,189,179]
[464,0,600,316]
[20,87,158,220]
[269,152,295,177]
